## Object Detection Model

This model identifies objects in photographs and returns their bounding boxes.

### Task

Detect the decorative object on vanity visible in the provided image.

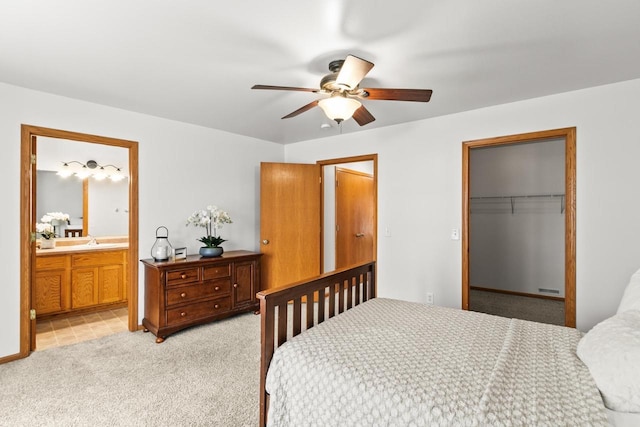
[40,211,70,237]
[141,250,262,343]
[56,159,126,182]
[36,222,57,249]
[186,205,233,257]
[151,226,173,262]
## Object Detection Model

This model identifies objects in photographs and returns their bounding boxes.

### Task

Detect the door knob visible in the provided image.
[262,239,270,245]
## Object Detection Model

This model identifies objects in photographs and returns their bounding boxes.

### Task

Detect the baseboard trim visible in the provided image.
[471,285,565,302]
[0,351,26,365]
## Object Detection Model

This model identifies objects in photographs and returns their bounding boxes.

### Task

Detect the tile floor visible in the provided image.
[36,307,128,351]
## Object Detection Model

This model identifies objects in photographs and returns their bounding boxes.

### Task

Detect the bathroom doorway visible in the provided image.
[20,125,139,358]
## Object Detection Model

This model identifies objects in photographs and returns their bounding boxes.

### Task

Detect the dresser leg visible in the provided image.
[143,328,149,332]
[155,336,165,344]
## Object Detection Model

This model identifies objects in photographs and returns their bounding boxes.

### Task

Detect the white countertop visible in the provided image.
[36,242,129,255]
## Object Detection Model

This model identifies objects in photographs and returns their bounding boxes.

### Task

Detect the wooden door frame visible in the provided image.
[462,128,576,327]
[19,124,139,359]
[317,154,378,273]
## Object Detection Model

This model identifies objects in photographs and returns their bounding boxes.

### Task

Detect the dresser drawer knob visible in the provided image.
[214,286,220,291]
[214,304,219,309]
[181,274,187,279]
[233,283,238,288]
[180,292,187,298]
[180,312,187,317]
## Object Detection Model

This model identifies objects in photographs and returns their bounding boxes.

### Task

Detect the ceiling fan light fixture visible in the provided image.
[318,94,361,123]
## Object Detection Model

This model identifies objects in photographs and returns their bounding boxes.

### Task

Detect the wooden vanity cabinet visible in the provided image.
[71,251,127,308]
[34,249,128,318]
[34,255,70,315]
[141,250,262,343]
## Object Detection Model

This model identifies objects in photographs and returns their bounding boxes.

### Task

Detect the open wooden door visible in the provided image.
[335,168,374,269]
[260,162,321,291]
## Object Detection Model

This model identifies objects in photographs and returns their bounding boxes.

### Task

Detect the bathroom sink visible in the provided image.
[74,243,122,249]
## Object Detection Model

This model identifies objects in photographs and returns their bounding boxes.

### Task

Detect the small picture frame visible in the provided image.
[174,247,187,260]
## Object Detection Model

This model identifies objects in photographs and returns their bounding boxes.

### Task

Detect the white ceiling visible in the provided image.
[2,1,640,144]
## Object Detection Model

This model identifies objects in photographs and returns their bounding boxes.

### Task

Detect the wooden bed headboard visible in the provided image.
[256,261,376,427]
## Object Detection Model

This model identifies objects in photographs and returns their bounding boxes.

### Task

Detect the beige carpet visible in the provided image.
[470,289,565,326]
[0,313,260,427]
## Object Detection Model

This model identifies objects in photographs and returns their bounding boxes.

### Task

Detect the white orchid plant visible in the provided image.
[41,212,70,224]
[36,222,56,239]
[186,205,233,248]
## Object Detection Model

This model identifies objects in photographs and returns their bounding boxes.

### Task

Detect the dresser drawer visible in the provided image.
[203,264,231,280]
[165,279,231,306]
[166,268,200,286]
[165,297,231,325]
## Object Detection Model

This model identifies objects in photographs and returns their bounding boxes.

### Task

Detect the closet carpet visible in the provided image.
[470,288,565,326]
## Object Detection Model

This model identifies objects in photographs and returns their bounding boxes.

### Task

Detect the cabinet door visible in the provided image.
[99,264,124,304]
[71,268,99,308]
[232,261,255,308]
[34,269,68,315]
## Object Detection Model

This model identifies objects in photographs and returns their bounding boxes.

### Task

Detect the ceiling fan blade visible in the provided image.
[336,55,374,90]
[281,100,319,119]
[252,84,318,93]
[352,105,376,126]
[362,88,433,102]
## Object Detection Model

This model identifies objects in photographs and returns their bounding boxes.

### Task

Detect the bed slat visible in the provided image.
[328,284,336,318]
[277,302,288,346]
[292,298,301,337]
[317,288,325,323]
[338,280,345,313]
[306,291,314,330]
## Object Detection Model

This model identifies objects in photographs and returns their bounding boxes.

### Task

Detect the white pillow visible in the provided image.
[617,268,640,314]
[577,310,640,413]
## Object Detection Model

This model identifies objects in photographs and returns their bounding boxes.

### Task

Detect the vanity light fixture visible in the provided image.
[57,160,126,182]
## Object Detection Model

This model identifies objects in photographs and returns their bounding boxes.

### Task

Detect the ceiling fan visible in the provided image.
[252,54,433,126]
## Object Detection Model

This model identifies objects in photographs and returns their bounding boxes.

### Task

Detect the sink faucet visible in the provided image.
[87,235,98,245]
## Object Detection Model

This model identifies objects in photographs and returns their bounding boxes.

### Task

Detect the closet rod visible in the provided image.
[470,193,565,200]
[470,194,565,214]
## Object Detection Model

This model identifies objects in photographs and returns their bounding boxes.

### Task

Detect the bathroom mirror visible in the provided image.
[36,137,129,238]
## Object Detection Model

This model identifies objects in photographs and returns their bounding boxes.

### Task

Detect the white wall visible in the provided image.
[0,82,283,358]
[469,140,565,296]
[285,78,640,332]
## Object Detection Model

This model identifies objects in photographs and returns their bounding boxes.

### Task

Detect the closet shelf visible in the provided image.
[470,194,565,214]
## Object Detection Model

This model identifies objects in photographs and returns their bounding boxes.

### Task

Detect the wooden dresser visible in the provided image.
[141,250,262,343]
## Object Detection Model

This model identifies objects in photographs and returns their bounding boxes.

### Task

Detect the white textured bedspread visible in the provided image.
[265,298,608,426]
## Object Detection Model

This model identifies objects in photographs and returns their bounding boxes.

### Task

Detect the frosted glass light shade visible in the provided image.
[318,95,361,122]
[56,166,73,178]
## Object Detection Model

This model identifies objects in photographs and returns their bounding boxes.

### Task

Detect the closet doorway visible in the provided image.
[462,128,576,327]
